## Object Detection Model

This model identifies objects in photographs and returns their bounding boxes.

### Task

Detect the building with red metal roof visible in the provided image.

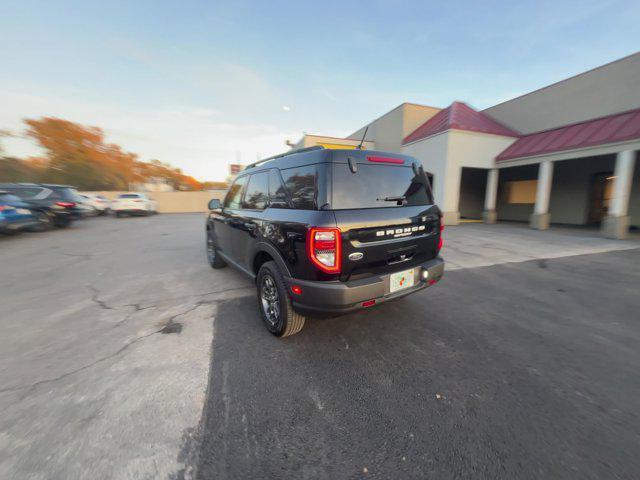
[403,101,519,145]
[292,52,640,238]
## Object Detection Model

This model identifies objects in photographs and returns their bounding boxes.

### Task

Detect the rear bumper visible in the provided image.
[0,216,38,231]
[286,256,444,315]
[114,208,147,214]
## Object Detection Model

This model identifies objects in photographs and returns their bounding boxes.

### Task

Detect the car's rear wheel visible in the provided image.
[206,233,226,269]
[257,261,305,337]
[54,217,71,228]
[31,211,53,231]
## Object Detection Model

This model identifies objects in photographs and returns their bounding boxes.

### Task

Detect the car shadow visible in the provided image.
[193,252,640,480]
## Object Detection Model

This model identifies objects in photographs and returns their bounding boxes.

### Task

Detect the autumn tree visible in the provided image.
[21,117,203,191]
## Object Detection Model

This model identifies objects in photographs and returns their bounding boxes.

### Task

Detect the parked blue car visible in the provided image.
[0,191,38,235]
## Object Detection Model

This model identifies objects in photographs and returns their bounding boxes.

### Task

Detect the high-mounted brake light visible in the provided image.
[366,156,404,164]
[307,227,342,274]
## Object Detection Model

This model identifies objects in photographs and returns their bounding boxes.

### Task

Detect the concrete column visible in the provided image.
[530,161,554,230]
[602,150,636,239]
[441,165,461,226]
[483,168,499,224]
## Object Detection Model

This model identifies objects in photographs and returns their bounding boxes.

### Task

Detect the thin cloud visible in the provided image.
[0,88,295,181]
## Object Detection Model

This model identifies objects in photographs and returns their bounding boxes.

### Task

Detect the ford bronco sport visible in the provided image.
[205,147,444,337]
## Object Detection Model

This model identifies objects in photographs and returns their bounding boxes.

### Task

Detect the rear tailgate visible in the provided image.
[335,205,441,281]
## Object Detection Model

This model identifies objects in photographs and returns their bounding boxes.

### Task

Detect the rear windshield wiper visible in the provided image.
[376,195,406,203]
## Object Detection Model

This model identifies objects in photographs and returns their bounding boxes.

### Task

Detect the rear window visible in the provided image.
[118,194,140,199]
[5,187,45,199]
[0,194,22,202]
[280,165,317,210]
[331,164,433,210]
[58,188,83,201]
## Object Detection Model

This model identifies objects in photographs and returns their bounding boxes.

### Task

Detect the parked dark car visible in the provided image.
[205,147,445,337]
[0,183,85,228]
[0,190,39,234]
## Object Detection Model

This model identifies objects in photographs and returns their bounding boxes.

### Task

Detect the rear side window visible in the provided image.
[331,164,433,209]
[7,187,45,199]
[243,172,269,210]
[280,165,317,210]
[119,194,140,199]
[59,188,82,201]
[0,194,22,202]
[268,170,289,208]
[224,176,248,209]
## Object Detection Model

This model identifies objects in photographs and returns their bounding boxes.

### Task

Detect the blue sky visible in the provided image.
[1,0,639,181]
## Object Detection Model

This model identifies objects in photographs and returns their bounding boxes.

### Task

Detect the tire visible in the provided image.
[206,232,226,269]
[54,217,71,228]
[115,212,123,218]
[256,261,306,337]
[31,211,53,231]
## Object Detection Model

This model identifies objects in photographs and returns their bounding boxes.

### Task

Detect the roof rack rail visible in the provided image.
[245,145,324,170]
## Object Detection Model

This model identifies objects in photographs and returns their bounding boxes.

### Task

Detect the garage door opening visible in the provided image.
[459,167,487,220]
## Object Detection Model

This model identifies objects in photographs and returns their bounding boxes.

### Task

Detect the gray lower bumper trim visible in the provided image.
[288,257,444,314]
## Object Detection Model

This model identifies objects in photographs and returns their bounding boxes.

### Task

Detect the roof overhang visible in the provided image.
[495,138,640,168]
[496,107,640,162]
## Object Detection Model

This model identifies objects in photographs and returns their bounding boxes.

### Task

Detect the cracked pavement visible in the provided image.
[1,215,638,479]
[0,214,253,480]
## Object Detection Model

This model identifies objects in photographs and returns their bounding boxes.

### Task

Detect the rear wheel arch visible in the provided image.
[251,243,291,278]
[253,251,274,276]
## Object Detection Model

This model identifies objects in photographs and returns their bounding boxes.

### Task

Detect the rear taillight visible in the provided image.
[438,223,444,251]
[55,201,76,208]
[307,227,342,274]
[0,205,14,212]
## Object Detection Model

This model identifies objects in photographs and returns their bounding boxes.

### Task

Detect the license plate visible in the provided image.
[17,208,30,214]
[390,268,415,293]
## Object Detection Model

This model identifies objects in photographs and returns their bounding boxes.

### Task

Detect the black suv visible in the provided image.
[205,147,445,337]
[0,183,85,228]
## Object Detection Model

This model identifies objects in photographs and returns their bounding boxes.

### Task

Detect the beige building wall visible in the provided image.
[402,103,442,138]
[349,103,441,153]
[84,190,227,213]
[401,132,450,211]
[483,52,640,134]
[402,130,517,224]
[447,130,518,170]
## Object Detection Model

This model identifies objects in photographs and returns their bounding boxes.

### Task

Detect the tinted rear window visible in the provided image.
[331,164,433,210]
[280,165,317,210]
[0,194,22,202]
[58,188,83,201]
[5,187,44,198]
[118,194,140,198]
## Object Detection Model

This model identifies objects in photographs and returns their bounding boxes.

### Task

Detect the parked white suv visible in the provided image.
[112,193,158,217]
[80,194,111,215]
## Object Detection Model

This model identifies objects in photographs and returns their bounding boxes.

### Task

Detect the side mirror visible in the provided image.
[208,198,221,210]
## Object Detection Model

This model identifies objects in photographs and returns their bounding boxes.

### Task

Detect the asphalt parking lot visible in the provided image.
[1,214,639,479]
